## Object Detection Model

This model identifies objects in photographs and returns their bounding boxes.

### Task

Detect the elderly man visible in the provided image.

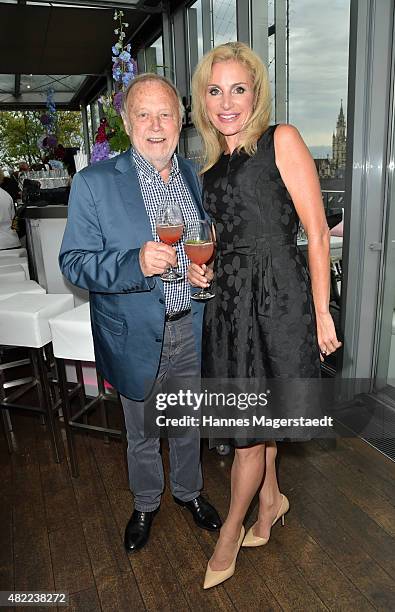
[59,74,220,553]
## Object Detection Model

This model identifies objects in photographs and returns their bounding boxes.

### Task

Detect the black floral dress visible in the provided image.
[202,125,321,446]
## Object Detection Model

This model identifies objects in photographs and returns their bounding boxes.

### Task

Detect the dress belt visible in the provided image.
[217,235,296,256]
[165,309,191,322]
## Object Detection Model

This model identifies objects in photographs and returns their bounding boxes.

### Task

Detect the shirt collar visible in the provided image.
[132,147,180,182]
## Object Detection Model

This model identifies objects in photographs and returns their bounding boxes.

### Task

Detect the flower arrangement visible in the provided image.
[38,88,59,153]
[91,10,137,163]
[90,119,111,163]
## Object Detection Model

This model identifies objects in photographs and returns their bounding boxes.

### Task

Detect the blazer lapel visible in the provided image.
[114,150,153,243]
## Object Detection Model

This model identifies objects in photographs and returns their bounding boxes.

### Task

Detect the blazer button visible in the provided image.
[159,298,164,304]
[155,338,162,343]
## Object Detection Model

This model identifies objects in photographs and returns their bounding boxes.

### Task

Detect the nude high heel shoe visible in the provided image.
[242,494,289,547]
[203,525,245,589]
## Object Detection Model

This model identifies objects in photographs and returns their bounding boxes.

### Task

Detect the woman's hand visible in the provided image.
[187,263,214,288]
[316,311,342,361]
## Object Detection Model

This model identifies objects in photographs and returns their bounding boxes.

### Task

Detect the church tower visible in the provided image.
[332,100,347,170]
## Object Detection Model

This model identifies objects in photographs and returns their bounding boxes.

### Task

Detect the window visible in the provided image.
[212,0,237,46]
[287,0,350,362]
[188,0,203,62]
[148,36,164,76]
[288,0,350,166]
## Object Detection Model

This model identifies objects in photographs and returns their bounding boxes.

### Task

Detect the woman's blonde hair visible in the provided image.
[192,42,271,173]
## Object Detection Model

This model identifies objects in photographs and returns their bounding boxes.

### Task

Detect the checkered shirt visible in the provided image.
[132,148,199,314]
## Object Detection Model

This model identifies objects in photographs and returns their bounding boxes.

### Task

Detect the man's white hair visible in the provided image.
[120,73,185,127]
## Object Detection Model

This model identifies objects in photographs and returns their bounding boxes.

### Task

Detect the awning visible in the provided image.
[0,1,163,109]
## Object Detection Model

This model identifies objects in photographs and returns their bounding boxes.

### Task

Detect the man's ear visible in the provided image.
[122,115,130,136]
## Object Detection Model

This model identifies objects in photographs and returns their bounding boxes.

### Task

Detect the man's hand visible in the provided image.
[139,241,177,277]
[187,263,214,288]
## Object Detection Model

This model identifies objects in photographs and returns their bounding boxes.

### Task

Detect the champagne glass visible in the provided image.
[156,196,184,282]
[184,220,215,300]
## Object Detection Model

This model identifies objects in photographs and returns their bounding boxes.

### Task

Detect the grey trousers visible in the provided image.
[120,313,203,512]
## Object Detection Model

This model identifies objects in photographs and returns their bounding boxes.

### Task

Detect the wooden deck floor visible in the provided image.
[1,406,395,612]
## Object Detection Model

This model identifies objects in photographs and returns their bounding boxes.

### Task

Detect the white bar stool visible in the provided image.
[0,293,74,462]
[0,281,46,429]
[0,248,27,258]
[0,265,27,283]
[0,256,30,279]
[49,302,124,477]
[0,280,45,301]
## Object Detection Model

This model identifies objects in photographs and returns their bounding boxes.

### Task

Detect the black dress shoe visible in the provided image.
[173,495,222,531]
[124,509,158,553]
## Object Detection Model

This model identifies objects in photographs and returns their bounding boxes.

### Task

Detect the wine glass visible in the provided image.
[155,196,184,282]
[184,220,215,300]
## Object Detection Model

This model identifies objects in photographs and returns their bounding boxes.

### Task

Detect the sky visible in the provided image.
[288,0,350,156]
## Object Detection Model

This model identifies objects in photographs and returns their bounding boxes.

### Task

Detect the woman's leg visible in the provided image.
[209,443,266,570]
[253,441,283,539]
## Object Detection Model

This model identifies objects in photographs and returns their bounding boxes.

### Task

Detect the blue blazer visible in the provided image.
[59,149,206,401]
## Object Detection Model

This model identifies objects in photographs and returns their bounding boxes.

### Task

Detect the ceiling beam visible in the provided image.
[24,0,163,13]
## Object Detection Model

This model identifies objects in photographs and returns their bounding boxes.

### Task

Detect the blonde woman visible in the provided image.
[188,42,341,589]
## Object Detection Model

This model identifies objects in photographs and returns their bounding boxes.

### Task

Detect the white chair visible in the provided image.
[0,293,74,462]
[0,247,27,259]
[0,264,27,283]
[0,256,30,279]
[0,280,45,301]
[330,236,343,260]
[49,302,124,477]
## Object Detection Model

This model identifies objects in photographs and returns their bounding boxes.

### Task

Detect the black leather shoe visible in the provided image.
[124,509,158,553]
[173,495,222,531]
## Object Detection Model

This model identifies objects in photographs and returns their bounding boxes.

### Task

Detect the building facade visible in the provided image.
[317,101,347,180]
[332,100,347,171]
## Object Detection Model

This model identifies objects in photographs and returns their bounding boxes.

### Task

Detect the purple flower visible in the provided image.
[122,72,133,87]
[40,114,51,126]
[119,50,131,62]
[112,45,119,55]
[91,140,110,163]
[46,134,58,148]
[113,91,123,115]
[112,65,122,81]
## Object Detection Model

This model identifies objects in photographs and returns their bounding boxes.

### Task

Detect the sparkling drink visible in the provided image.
[155,195,184,282]
[184,219,215,300]
[184,240,214,265]
[156,224,184,245]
